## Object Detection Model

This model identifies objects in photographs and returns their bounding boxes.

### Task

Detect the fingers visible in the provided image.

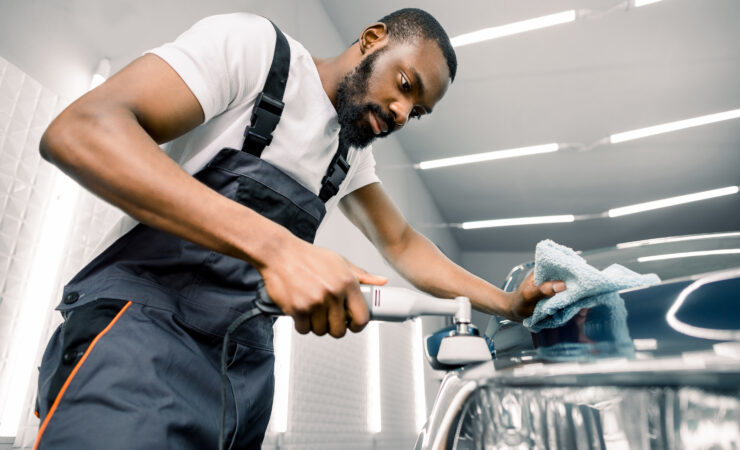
[357,272,388,286]
[327,296,347,338]
[294,289,368,337]
[346,260,388,286]
[268,247,375,338]
[536,280,567,299]
[519,272,566,302]
[310,305,328,336]
[291,280,368,338]
[294,315,311,335]
[345,281,370,334]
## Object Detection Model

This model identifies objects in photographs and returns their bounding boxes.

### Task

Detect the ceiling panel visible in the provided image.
[322,0,740,251]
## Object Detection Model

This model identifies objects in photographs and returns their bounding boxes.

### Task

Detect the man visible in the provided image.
[34,8,565,449]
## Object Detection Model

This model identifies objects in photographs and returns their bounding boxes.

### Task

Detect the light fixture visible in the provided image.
[367,322,381,433]
[609,109,740,144]
[617,232,740,249]
[450,10,577,48]
[462,214,575,230]
[608,186,738,218]
[269,316,292,433]
[0,173,80,437]
[417,144,560,170]
[89,58,111,90]
[638,249,740,262]
[412,319,427,432]
[633,0,664,7]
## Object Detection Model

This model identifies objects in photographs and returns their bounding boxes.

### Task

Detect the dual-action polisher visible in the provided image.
[255,282,492,366]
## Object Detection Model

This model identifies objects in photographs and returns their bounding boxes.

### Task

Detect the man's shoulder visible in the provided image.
[192,13,309,62]
[197,12,271,28]
[190,12,274,40]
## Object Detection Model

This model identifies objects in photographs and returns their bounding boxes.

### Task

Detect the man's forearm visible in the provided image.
[383,227,513,316]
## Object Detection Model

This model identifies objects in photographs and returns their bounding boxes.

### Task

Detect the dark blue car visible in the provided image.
[416,232,740,450]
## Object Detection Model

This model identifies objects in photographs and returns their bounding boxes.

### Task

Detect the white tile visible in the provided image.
[0,174,11,194]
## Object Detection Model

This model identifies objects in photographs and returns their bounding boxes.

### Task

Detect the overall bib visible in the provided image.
[34,22,351,450]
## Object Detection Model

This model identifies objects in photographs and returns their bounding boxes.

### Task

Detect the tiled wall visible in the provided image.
[0,57,59,366]
[0,56,66,446]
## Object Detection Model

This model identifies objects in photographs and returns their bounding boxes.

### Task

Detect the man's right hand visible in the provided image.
[258,232,387,338]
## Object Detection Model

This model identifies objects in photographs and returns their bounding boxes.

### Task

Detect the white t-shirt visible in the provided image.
[91,13,379,257]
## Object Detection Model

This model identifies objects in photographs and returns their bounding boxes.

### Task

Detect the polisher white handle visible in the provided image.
[360,285,468,322]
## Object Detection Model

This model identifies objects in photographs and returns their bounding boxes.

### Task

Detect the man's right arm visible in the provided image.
[40,54,372,337]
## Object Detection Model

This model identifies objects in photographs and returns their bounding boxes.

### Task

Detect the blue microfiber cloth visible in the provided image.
[523,240,661,333]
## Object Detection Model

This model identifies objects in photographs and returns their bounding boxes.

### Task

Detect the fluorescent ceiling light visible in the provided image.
[638,249,740,262]
[367,322,381,433]
[451,10,577,48]
[634,0,664,7]
[417,143,559,170]
[617,232,740,249]
[462,214,575,230]
[412,319,427,432]
[269,316,292,433]
[90,74,106,90]
[608,186,738,218]
[609,109,740,144]
[0,173,80,436]
[89,58,111,90]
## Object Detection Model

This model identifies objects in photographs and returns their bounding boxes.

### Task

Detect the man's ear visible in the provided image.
[359,22,388,55]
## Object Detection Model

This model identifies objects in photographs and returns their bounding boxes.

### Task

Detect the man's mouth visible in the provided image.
[367,111,389,135]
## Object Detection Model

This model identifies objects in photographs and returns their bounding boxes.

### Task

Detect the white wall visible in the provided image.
[0,2,462,449]
[0,56,69,445]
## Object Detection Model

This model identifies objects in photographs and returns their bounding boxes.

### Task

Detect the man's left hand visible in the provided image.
[505,272,565,322]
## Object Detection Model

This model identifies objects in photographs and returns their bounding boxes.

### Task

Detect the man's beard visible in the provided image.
[335,48,396,150]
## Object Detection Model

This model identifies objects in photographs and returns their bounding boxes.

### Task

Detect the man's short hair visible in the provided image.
[377,8,457,82]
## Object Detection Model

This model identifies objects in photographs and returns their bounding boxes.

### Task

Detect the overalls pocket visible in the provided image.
[39,299,130,418]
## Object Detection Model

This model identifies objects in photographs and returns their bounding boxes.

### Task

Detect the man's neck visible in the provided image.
[312,43,363,109]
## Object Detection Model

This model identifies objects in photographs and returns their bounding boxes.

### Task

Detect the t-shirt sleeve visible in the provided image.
[342,146,381,197]
[145,13,275,122]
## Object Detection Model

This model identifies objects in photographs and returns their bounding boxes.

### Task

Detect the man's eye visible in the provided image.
[401,74,411,92]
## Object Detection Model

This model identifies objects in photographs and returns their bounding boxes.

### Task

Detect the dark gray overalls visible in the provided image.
[34,22,351,450]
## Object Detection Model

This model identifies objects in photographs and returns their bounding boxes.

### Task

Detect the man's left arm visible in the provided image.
[339,182,565,322]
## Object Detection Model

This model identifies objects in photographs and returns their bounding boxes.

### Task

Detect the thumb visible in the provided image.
[357,271,388,286]
[344,258,388,286]
[539,280,566,298]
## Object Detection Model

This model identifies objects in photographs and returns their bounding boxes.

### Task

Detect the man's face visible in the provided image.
[335,38,451,149]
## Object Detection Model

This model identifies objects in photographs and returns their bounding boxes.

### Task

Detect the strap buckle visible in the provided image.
[319,153,350,202]
[243,92,285,149]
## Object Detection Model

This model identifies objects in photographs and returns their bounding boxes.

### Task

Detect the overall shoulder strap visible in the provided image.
[241,19,351,204]
[241,21,290,157]
[318,143,350,203]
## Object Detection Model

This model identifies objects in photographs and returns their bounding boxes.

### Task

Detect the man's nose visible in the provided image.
[389,100,412,129]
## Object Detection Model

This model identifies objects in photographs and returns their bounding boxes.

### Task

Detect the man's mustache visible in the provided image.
[365,103,396,136]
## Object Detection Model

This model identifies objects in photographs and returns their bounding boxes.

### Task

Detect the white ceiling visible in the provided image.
[2,0,737,253]
[321,0,740,251]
